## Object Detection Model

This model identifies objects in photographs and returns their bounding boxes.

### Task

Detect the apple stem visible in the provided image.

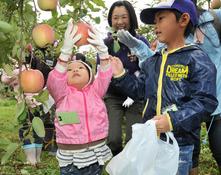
[29,50,34,69]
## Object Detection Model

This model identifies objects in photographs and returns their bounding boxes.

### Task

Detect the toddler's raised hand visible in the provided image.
[87,26,109,59]
[60,18,82,62]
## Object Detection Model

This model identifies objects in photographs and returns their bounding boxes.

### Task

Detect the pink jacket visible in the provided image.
[47,64,112,145]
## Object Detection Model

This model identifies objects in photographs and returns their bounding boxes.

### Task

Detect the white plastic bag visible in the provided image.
[106,120,179,175]
[154,132,179,175]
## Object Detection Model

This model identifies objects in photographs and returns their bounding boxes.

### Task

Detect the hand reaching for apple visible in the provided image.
[60,18,82,62]
[87,26,109,59]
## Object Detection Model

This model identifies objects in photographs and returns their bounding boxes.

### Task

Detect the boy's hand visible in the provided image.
[110,56,125,77]
[117,29,141,48]
[87,27,109,59]
[153,115,171,135]
[60,18,82,62]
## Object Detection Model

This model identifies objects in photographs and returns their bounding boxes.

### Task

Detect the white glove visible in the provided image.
[87,27,109,59]
[122,97,134,108]
[117,29,141,48]
[60,18,82,61]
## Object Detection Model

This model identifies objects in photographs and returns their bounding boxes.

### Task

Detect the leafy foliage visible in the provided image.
[0,0,106,165]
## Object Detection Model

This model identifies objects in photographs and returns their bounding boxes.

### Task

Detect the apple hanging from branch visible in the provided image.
[32,24,55,48]
[37,0,58,11]
[75,22,91,47]
[20,69,45,93]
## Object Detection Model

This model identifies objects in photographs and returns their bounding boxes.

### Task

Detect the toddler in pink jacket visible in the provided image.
[47,19,113,175]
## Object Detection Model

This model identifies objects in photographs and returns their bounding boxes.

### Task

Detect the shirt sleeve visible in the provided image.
[130,40,155,68]
[46,63,68,103]
[91,65,112,97]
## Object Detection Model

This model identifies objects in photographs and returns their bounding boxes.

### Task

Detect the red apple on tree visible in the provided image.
[37,0,58,11]
[75,22,91,47]
[20,69,44,93]
[32,24,55,48]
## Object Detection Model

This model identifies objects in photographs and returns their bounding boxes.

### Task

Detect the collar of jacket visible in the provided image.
[198,10,214,25]
[154,44,200,56]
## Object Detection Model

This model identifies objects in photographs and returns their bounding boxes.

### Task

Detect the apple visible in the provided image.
[75,22,91,47]
[25,43,33,53]
[37,0,57,11]
[32,24,55,48]
[20,69,44,93]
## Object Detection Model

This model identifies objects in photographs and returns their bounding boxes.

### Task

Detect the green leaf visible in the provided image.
[2,64,13,76]
[93,0,105,8]
[94,17,100,24]
[17,110,28,124]
[15,101,26,119]
[0,32,7,42]
[0,20,13,33]
[51,10,58,18]
[32,117,45,138]
[1,143,19,164]
[59,0,69,7]
[15,101,28,124]
[33,89,49,105]
[12,43,20,58]
[113,40,120,53]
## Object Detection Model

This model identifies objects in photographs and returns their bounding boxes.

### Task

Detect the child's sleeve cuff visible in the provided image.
[113,69,126,78]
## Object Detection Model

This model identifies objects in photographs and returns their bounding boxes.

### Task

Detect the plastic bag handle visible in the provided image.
[165,132,177,145]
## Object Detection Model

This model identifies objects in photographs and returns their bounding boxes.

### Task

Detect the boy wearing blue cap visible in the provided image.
[110,0,218,174]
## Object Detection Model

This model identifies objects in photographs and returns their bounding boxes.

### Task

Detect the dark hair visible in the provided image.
[75,53,92,68]
[191,0,197,6]
[107,0,138,36]
[74,53,92,76]
[172,10,195,37]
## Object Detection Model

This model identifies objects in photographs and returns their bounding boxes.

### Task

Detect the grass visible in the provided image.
[0,97,219,175]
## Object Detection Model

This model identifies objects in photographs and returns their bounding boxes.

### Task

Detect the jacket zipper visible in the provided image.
[156,46,188,115]
[82,91,91,142]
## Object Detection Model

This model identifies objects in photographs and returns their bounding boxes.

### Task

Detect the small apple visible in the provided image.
[37,0,57,11]
[25,43,33,53]
[32,24,55,48]
[75,22,91,47]
[20,69,44,93]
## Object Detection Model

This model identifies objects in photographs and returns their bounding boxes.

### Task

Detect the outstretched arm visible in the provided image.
[117,29,155,67]
[56,18,81,72]
[47,18,81,102]
[88,26,111,70]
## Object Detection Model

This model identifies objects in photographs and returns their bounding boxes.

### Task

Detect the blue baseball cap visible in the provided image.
[140,0,198,26]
